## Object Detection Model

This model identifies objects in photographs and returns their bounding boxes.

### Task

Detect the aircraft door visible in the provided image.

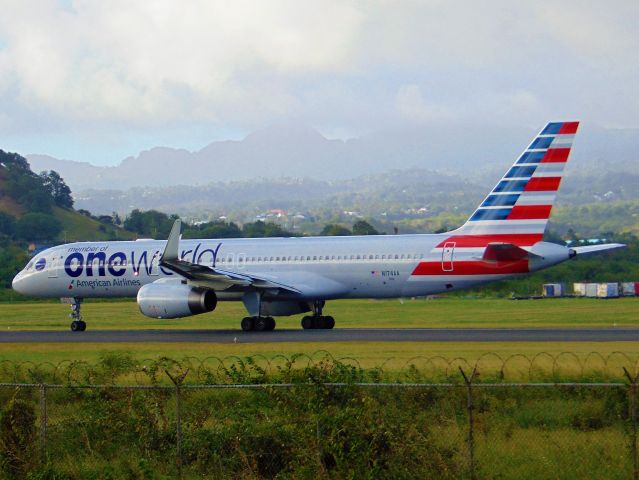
[442,242,455,272]
[47,251,60,278]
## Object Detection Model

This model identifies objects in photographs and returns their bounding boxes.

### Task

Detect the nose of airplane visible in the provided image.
[12,272,29,295]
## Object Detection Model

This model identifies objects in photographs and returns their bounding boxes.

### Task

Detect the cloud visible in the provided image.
[0,0,638,163]
[395,84,456,123]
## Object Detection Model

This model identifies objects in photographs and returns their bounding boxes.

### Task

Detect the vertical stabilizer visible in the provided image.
[455,121,579,245]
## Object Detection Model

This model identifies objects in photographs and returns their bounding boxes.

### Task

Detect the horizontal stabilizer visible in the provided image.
[482,243,538,262]
[570,243,626,256]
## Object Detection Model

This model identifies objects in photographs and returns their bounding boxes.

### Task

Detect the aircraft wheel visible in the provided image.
[301,316,313,330]
[265,317,276,331]
[70,320,83,332]
[241,317,254,332]
[254,317,267,332]
[324,316,335,329]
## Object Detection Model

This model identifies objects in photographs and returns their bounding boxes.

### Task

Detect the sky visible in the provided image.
[1,0,638,166]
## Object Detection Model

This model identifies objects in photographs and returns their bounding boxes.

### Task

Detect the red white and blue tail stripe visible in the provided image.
[408,121,579,280]
[456,121,579,245]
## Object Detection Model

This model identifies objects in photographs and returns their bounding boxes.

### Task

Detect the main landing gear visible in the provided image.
[69,297,86,332]
[241,316,276,332]
[301,300,335,330]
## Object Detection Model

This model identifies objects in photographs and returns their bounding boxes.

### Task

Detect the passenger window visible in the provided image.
[394,254,399,259]
[369,255,373,260]
[319,255,323,260]
[313,256,317,261]
[381,255,386,260]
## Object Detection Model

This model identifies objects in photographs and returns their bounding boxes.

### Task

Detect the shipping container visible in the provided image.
[543,283,565,297]
[597,283,619,298]
[585,283,598,298]
[573,283,587,296]
[621,282,637,296]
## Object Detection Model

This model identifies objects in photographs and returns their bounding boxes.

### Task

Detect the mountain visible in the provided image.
[28,122,639,192]
[72,169,488,218]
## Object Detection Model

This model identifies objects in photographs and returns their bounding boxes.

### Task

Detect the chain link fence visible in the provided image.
[0,353,638,479]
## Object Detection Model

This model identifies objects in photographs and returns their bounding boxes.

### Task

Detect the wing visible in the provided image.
[159,220,302,294]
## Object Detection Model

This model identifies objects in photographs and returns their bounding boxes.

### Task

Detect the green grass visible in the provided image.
[1,297,638,330]
[1,342,639,386]
[0,368,631,479]
[1,297,638,373]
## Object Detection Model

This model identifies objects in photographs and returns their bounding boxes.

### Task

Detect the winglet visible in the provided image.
[163,219,182,261]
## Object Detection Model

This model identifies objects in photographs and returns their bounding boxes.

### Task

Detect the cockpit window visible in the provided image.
[26,261,34,271]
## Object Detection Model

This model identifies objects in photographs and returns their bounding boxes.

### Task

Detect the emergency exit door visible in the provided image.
[442,242,455,272]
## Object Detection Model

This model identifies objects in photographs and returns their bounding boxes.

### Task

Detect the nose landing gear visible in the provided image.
[67,297,86,332]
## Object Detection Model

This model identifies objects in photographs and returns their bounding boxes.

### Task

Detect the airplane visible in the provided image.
[12,121,625,332]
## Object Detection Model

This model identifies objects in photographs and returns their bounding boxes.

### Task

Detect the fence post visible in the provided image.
[39,383,47,464]
[623,367,638,480]
[166,369,189,479]
[459,366,478,480]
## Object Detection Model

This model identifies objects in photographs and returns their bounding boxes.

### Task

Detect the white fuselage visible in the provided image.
[13,232,552,301]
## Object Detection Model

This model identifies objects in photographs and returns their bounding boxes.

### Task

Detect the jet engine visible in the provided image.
[137,282,217,319]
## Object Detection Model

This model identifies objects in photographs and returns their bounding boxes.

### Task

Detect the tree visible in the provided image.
[320,224,352,236]
[184,221,242,239]
[0,150,30,172]
[0,241,29,288]
[3,170,52,213]
[352,220,380,235]
[123,209,178,238]
[40,170,74,208]
[15,213,62,242]
[0,213,16,238]
[242,221,295,238]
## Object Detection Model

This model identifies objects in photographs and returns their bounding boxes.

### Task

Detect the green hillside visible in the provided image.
[0,149,137,289]
[51,206,135,242]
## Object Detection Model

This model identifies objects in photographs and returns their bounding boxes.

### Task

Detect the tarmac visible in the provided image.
[2,328,639,343]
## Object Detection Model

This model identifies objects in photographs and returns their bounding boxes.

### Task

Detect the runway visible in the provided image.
[2,328,639,343]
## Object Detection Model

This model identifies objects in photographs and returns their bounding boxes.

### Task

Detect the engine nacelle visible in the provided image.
[137,282,217,319]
